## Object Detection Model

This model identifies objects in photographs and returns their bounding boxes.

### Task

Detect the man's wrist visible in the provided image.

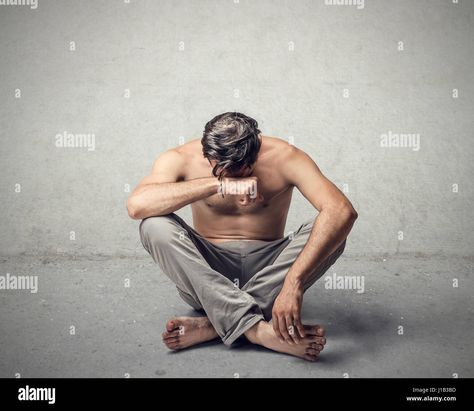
[284,273,304,290]
[209,177,221,194]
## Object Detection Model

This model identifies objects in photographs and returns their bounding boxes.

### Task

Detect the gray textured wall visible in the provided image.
[0,0,472,257]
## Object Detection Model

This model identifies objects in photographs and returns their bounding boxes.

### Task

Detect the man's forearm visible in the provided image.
[127,177,219,219]
[285,206,357,288]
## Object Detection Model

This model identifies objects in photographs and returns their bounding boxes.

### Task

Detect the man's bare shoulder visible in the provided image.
[151,138,204,176]
[260,136,319,187]
[174,138,202,154]
[260,135,304,163]
[171,138,205,164]
[155,139,200,161]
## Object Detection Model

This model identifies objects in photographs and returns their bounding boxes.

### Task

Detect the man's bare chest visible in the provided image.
[198,182,292,215]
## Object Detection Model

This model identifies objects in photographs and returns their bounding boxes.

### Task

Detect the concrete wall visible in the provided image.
[0,0,472,257]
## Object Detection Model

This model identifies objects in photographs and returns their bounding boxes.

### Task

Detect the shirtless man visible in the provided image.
[127,112,357,361]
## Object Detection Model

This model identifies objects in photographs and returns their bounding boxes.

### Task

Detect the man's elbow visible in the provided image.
[127,196,144,220]
[326,201,357,223]
[341,203,358,223]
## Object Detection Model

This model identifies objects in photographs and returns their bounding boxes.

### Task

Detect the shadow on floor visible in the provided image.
[303,301,401,364]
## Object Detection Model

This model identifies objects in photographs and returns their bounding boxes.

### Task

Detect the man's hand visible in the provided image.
[272,280,306,344]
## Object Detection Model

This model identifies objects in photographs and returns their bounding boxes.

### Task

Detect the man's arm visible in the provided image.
[272,145,358,344]
[126,150,220,220]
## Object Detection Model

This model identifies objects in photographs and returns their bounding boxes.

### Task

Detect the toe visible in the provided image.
[305,348,320,356]
[311,343,324,351]
[162,330,180,339]
[162,335,180,343]
[304,325,325,337]
[307,336,326,345]
[303,354,318,362]
[166,319,180,332]
[314,336,326,345]
[164,340,180,350]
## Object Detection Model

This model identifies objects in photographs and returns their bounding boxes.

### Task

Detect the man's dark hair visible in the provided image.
[201,112,262,179]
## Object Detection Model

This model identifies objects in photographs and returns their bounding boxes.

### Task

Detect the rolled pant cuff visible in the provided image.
[222,313,264,347]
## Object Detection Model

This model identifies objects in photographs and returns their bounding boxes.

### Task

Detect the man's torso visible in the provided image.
[177,136,295,244]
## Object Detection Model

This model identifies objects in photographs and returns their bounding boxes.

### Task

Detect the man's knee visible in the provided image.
[139,214,181,250]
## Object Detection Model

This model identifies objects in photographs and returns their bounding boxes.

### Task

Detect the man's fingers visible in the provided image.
[286,315,300,344]
[294,316,306,339]
[272,315,284,343]
[279,316,293,345]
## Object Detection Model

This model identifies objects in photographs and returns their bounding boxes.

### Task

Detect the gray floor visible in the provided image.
[0,254,472,378]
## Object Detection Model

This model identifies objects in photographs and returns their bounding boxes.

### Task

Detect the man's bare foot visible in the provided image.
[162,317,218,350]
[245,320,326,362]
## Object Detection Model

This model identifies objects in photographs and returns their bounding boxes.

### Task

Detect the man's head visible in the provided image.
[201,112,262,179]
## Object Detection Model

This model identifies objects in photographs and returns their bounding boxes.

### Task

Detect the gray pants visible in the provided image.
[139,213,346,346]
